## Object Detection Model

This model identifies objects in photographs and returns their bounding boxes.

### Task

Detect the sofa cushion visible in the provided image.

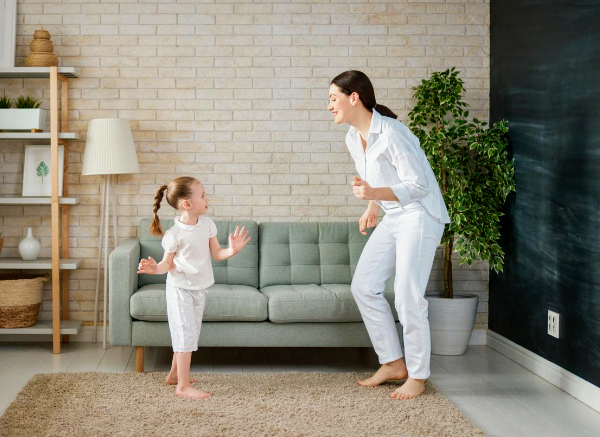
[137,218,259,288]
[261,282,398,323]
[259,222,373,288]
[130,283,268,322]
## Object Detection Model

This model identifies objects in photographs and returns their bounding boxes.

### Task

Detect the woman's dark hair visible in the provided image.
[331,70,398,119]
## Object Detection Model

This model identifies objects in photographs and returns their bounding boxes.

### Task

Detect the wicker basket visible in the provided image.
[33,29,51,40]
[30,39,54,53]
[25,52,58,67]
[0,274,47,328]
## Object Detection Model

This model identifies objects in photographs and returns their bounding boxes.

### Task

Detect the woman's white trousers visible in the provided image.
[351,205,444,379]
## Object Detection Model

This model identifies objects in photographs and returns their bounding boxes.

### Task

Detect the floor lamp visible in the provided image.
[82,119,139,349]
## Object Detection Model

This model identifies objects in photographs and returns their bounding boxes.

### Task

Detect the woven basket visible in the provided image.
[33,29,51,40]
[30,39,54,53]
[0,274,47,328]
[25,52,58,67]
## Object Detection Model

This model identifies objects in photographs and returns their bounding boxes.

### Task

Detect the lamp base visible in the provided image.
[92,174,118,349]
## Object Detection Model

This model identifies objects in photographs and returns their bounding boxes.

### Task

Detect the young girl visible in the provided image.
[328,71,450,400]
[137,176,250,399]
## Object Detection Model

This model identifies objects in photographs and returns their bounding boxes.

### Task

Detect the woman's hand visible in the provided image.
[352,176,375,200]
[138,256,158,274]
[229,225,251,254]
[359,204,379,236]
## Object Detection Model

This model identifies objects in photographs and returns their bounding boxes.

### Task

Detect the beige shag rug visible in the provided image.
[0,372,485,437]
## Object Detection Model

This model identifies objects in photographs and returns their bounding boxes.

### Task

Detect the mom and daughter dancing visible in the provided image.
[137,70,449,400]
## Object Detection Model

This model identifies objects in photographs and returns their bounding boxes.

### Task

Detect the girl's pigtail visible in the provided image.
[149,185,168,236]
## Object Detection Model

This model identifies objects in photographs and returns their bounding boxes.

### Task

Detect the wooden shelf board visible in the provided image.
[0,197,78,205]
[0,320,82,335]
[0,258,82,270]
[0,132,79,140]
[0,67,78,78]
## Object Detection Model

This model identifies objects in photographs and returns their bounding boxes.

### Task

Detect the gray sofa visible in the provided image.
[110,218,400,372]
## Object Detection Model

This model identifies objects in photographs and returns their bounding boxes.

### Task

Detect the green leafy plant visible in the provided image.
[36,161,49,183]
[0,95,12,109]
[408,68,515,299]
[13,95,42,109]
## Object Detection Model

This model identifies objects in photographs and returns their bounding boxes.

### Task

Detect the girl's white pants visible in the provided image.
[351,204,444,379]
[166,281,207,353]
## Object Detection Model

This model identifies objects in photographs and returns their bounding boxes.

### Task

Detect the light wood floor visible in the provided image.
[1,343,599,437]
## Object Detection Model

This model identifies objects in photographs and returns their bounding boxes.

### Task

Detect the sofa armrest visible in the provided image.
[109,239,140,346]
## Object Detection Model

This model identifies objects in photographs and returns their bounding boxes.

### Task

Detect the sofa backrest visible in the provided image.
[138,218,259,288]
[259,222,372,288]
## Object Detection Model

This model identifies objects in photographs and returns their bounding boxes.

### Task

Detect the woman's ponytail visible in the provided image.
[373,103,398,119]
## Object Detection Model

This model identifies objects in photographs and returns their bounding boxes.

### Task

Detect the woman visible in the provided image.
[328,71,450,400]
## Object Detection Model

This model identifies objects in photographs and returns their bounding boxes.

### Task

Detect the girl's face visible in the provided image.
[328,84,356,125]
[181,182,208,216]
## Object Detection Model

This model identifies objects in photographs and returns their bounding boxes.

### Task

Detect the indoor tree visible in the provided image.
[408,68,515,299]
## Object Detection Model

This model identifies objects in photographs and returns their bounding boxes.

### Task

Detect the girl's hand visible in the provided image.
[359,206,378,235]
[137,256,158,274]
[229,226,251,254]
[352,176,375,200]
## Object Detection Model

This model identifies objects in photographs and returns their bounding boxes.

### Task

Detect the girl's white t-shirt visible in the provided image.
[162,216,218,290]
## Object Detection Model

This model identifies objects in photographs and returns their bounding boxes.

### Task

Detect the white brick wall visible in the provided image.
[0,0,490,329]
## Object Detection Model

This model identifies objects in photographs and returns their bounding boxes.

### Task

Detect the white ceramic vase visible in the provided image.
[18,227,41,261]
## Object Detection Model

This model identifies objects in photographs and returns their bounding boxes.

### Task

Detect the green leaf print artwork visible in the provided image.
[36,161,49,184]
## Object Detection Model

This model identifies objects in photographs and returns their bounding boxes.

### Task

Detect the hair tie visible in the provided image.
[373,103,378,109]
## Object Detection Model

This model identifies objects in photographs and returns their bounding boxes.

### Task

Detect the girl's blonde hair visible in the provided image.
[150,176,200,236]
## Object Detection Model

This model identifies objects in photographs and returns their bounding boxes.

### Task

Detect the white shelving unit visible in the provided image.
[0,67,82,352]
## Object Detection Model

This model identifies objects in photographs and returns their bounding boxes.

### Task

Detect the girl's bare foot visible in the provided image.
[358,358,408,387]
[390,378,426,400]
[175,386,212,399]
[165,373,198,385]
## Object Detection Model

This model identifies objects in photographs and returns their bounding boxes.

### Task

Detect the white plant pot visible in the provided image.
[0,108,46,131]
[426,292,479,356]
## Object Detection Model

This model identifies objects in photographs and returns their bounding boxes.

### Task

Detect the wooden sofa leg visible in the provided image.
[135,346,144,373]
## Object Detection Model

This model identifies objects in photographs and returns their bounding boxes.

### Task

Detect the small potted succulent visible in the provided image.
[0,95,45,131]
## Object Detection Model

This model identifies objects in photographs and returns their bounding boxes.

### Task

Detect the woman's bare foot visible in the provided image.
[165,373,198,385]
[390,378,426,400]
[175,385,212,399]
[358,358,408,387]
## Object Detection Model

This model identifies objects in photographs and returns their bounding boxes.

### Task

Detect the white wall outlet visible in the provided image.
[548,310,560,339]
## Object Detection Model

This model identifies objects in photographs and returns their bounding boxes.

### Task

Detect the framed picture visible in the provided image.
[22,145,64,197]
[0,0,17,68]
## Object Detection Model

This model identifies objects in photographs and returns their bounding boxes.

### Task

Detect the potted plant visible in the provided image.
[408,68,515,355]
[0,95,11,109]
[0,95,45,132]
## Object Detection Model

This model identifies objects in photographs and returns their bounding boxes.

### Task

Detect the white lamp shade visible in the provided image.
[82,118,140,175]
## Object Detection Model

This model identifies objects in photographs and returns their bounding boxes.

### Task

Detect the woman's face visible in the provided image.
[328,84,355,125]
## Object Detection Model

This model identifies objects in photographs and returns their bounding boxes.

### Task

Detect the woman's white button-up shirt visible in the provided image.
[346,109,451,224]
